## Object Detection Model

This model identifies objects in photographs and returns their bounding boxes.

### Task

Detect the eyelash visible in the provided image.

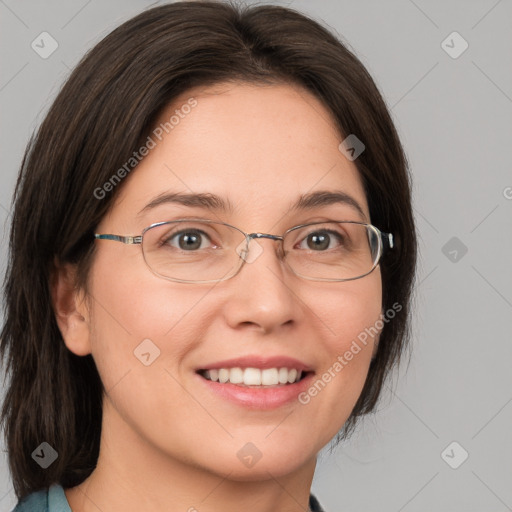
[162,227,347,252]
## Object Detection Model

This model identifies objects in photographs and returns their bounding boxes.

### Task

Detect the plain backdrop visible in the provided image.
[0,1,511,511]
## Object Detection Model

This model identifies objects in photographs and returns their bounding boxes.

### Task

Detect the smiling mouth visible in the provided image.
[196,367,313,387]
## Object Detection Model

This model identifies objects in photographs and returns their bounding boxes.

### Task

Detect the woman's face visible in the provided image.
[70,82,382,480]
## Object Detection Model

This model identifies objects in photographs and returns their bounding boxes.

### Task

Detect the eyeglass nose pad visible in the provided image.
[235,236,264,264]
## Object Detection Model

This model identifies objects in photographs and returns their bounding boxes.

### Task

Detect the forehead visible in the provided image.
[107,82,370,227]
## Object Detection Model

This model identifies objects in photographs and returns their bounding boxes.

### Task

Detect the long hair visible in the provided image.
[1,0,417,500]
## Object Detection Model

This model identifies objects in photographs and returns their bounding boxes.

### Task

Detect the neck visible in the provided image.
[65,396,317,512]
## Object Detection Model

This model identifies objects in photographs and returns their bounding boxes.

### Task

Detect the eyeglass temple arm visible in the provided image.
[94,230,394,249]
[94,234,143,245]
[381,232,394,250]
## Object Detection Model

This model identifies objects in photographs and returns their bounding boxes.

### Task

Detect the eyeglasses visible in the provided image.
[94,219,394,284]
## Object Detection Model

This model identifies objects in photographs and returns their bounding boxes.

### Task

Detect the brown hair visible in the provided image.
[1,0,417,500]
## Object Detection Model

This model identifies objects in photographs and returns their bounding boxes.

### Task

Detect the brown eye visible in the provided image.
[164,229,211,251]
[301,230,345,251]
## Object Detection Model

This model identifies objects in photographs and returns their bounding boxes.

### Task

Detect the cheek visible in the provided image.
[85,257,217,446]
[316,268,383,355]
[301,270,382,440]
[85,250,210,388]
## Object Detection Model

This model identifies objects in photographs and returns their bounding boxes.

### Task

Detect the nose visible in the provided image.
[222,236,298,334]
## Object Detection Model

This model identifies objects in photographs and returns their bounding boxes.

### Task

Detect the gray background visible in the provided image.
[1,0,511,511]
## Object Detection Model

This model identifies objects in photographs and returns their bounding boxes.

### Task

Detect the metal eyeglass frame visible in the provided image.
[94,219,394,284]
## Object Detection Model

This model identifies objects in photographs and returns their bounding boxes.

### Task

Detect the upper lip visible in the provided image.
[196,355,314,372]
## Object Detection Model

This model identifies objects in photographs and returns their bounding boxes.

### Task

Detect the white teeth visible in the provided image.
[218,369,230,383]
[244,367,261,385]
[287,368,298,383]
[261,368,278,385]
[229,367,244,384]
[202,367,304,386]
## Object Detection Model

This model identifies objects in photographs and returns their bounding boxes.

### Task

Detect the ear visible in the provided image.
[50,258,92,356]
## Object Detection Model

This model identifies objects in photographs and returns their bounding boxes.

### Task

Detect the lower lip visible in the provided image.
[195,372,315,410]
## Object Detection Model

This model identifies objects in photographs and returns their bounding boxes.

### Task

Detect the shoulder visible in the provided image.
[11,484,71,512]
[11,487,48,512]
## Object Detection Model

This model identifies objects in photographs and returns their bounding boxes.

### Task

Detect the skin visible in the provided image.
[54,82,383,512]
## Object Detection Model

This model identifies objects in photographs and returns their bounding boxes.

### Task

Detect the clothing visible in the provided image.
[309,492,326,511]
[11,484,70,512]
[12,483,326,511]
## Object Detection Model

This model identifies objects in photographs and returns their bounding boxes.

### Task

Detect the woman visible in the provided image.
[1,1,417,511]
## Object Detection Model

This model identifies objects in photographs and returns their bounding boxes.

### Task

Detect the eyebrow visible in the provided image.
[292,190,367,221]
[138,190,367,221]
[138,192,236,216]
